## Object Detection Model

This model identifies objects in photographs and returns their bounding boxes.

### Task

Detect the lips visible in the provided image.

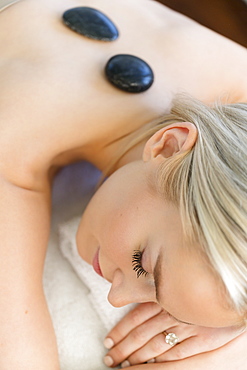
[92,247,103,277]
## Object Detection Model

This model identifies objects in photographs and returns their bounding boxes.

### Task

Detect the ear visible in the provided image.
[143,122,197,162]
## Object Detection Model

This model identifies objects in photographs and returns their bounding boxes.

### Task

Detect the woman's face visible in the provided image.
[76,159,241,328]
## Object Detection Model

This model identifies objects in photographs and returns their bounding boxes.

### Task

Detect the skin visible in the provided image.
[0,0,246,368]
[77,123,246,368]
[77,123,240,327]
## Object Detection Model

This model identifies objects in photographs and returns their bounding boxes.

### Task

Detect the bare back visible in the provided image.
[0,0,246,177]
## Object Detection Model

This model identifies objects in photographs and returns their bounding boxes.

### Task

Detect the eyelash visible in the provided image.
[132,250,149,278]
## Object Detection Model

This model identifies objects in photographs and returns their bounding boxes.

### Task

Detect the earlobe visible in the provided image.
[143,122,197,162]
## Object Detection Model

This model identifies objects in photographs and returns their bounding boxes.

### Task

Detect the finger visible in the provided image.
[149,336,246,370]
[129,331,247,370]
[104,312,177,367]
[156,325,245,362]
[104,302,162,348]
[106,323,194,367]
[127,328,195,366]
[155,336,207,362]
[128,349,225,370]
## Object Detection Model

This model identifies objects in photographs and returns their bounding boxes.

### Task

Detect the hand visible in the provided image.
[103,302,245,368]
[130,329,247,370]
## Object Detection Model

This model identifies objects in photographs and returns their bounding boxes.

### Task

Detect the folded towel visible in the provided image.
[58,217,135,332]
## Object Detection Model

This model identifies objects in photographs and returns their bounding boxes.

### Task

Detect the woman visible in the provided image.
[78,98,247,368]
[0,0,246,369]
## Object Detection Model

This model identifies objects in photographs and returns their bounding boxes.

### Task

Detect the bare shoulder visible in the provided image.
[0,0,246,181]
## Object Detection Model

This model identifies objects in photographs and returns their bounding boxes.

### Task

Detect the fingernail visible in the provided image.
[147,358,156,363]
[121,360,131,368]
[104,355,114,367]
[104,337,114,349]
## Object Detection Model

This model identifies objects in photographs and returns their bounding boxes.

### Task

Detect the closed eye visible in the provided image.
[132,250,149,278]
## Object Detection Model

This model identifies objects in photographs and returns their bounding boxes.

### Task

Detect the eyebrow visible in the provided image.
[153,253,194,326]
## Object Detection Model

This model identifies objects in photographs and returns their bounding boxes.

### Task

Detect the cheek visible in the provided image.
[98,196,143,251]
[101,214,134,262]
[162,261,234,327]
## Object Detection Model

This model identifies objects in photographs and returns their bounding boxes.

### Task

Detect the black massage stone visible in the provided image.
[105,54,154,93]
[62,7,119,41]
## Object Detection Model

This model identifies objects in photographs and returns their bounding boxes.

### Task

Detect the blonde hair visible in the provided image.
[106,96,247,317]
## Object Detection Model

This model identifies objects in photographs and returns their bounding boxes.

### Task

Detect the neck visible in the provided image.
[83,134,146,176]
[84,114,161,174]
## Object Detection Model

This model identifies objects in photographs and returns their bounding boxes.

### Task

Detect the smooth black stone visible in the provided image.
[105,54,154,93]
[62,7,119,41]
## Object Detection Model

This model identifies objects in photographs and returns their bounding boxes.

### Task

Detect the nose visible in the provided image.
[107,269,156,307]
